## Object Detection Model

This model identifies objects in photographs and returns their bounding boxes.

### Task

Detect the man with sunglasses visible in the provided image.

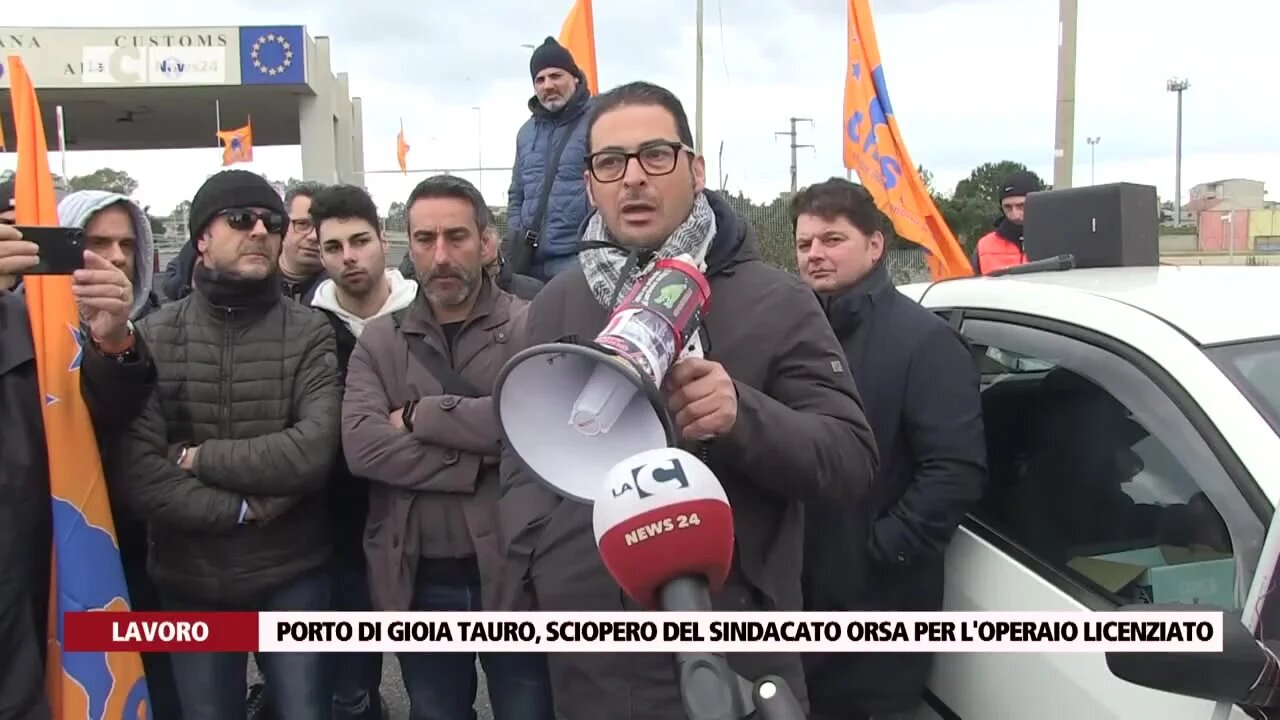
[118,169,341,720]
[495,81,879,719]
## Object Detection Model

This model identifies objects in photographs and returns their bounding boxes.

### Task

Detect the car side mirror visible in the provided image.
[1106,603,1268,705]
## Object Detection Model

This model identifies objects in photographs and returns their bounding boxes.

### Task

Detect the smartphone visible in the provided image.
[16,226,86,275]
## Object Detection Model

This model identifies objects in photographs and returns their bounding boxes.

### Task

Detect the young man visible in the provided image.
[793,178,986,720]
[119,170,340,720]
[342,175,551,720]
[494,82,879,719]
[308,184,417,720]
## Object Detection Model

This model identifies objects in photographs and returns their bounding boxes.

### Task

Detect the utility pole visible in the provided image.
[1086,136,1101,184]
[1167,78,1190,225]
[695,0,704,155]
[775,117,814,194]
[1053,0,1079,190]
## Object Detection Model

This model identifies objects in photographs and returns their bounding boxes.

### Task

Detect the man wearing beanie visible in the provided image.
[504,36,594,282]
[971,169,1042,275]
[118,169,341,719]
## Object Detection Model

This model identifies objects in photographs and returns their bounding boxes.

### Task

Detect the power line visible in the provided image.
[775,117,814,194]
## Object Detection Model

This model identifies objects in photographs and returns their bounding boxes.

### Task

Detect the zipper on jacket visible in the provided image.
[220,308,234,435]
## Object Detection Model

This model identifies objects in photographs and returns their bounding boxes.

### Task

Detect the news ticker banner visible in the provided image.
[64,611,1224,654]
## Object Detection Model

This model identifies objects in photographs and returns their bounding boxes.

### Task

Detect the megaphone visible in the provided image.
[495,254,712,504]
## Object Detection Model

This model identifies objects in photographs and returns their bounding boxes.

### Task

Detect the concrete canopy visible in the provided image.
[0,25,365,183]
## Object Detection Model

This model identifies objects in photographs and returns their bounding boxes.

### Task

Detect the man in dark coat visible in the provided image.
[119,170,340,720]
[0,213,157,719]
[495,82,879,720]
[792,178,987,720]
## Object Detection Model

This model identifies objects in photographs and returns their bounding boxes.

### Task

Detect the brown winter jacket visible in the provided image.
[495,191,880,720]
[341,279,529,612]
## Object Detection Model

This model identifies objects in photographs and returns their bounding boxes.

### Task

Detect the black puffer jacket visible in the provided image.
[122,268,341,604]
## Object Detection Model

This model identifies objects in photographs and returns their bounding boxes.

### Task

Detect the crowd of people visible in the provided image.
[0,37,1014,720]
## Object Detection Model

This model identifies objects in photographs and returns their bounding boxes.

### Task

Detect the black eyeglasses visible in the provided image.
[586,141,694,183]
[220,208,285,235]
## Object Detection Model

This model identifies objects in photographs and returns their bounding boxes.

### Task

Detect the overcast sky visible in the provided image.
[2,0,1277,219]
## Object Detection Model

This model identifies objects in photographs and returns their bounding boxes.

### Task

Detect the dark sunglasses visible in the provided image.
[220,208,285,235]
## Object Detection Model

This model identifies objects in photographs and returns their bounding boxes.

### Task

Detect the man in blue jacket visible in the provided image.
[503,37,593,282]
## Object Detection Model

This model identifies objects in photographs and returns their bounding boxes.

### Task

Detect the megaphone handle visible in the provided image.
[674,651,752,720]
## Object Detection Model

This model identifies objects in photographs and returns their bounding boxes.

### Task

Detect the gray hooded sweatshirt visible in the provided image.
[56,190,157,320]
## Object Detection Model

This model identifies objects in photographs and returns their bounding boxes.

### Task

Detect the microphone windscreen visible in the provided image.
[593,447,734,609]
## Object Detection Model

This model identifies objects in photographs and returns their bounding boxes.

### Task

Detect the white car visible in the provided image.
[896,265,1280,720]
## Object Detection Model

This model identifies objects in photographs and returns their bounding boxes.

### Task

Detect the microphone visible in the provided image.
[593,448,806,720]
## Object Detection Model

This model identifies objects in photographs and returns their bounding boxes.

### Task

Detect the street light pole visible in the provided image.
[1086,136,1101,185]
[1167,78,1190,225]
[472,106,482,199]
[695,0,705,155]
[1052,0,1079,190]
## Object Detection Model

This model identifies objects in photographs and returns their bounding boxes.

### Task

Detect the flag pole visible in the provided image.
[55,105,67,184]
[214,99,222,162]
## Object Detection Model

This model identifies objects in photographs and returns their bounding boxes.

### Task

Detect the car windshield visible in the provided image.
[1207,338,1280,435]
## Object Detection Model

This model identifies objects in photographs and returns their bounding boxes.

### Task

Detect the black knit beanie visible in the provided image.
[999,171,1040,201]
[530,37,581,81]
[188,169,286,240]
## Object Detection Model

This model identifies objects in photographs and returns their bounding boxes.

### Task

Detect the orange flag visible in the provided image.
[396,119,409,175]
[558,0,599,95]
[8,54,151,719]
[842,0,972,279]
[217,118,254,166]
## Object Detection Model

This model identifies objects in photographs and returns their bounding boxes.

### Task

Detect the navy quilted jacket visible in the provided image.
[505,81,593,278]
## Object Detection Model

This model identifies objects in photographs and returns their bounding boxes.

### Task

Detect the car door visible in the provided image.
[919,312,1267,720]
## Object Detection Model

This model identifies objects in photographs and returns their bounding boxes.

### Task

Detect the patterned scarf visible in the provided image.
[580,192,717,310]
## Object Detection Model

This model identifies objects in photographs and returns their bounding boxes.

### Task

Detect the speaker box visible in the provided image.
[1023,182,1160,268]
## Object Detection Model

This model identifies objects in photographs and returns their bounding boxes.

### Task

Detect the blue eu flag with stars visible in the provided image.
[239,26,306,85]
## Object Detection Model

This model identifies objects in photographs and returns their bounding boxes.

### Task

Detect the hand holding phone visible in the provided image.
[0,223,39,290]
[16,225,86,275]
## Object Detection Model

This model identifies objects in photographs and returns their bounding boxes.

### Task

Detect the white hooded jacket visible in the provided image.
[310,267,418,337]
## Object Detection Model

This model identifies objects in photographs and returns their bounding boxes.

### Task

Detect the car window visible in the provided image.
[964,318,1265,613]
[1208,337,1280,436]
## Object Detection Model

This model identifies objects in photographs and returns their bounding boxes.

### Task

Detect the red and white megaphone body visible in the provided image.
[494,254,711,504]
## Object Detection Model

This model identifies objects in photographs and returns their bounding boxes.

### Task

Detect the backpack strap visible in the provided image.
[391,309,483,398]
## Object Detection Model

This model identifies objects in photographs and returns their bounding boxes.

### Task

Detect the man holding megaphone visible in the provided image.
[493,81,880,720]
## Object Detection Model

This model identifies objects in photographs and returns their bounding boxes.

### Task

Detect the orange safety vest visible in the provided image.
[975,231,1027,275]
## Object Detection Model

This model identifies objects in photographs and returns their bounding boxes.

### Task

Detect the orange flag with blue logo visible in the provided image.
[842,0,972,279]
[558,0,599,95]
[8,55,151,720]
[217,118,254,166]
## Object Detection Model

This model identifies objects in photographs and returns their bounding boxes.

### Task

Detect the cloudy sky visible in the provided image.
[2,0,1276,219]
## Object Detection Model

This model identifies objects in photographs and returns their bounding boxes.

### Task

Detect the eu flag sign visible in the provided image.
[239,26,306,85]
